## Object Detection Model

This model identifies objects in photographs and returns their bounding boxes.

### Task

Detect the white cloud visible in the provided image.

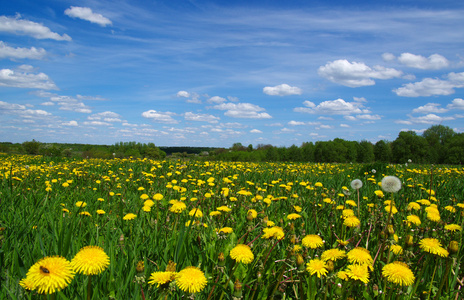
[319,124,333,129]
[207,96,227,104]
[394,72,464,97]
[382,53,396,61]
[318,59,402,87]
[250,129,262,133]
[263,83,302,96]
[344,116,357,121]
[0,41,46,60]
[212,102,272,119]
[294,98,368,115]
[412,103,448,114]
[288,120,305,126]
[0,67,57,90]
[398,53,449,70]
[88,111,121,121]
[64,7,112,27]
[176,90,189,97]
[447,98,464,110]
[356,114,382,120]
[83,121,112,126]
[62,120,78,126]
[50,96,92,113]
[340,124,350,128]
[184,111,220,123]
[142,110,178,123]
[40,102,54,106]
[0,15,71,41]
[0,100,52,120]
[397,114,454,125]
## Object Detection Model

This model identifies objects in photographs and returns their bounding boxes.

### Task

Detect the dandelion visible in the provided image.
[153,193,163,201]
[169,201,187,213]
[306,259,328,278]
[390,244,403,255]
[381,176,402,193]
[247,209,258,219]
[302,234,324,249]
[24,256,75,294]
[444,224,462,232]
[342,209,355,217]
[96,209,105,215]
[321,248,346,262]
[142,205,151,212]
[230,244,254,264]
[175,266,207,294]
[407,202,421,211]
[209,211,221,217]
[75,201,87,208]
[287,213,302,220]
[347,247,373,265]
[218,227,233,234]
[384,205,398,215]
[262,226,285,239]
[189,208,203,218]
[382,261,415,286]
[144,199,155,207]
[217,206,231,212]
[345,264,370,284]
[350,179,363,190]
[419,238,449,257]
[71,246,110,275]
[343,216,360,227]
[148,271,176,287]
[374,190,384,198]
[345,200,357,207]
[79,211,91,217]
[426,212,441,222]
[123,213,137,221]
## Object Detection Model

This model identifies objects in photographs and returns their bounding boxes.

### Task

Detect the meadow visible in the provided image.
[0,154,463,299]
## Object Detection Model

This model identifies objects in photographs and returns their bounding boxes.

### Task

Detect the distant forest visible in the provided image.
[1,125,463,164]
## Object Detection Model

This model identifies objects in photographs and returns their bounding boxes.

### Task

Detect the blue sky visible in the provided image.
[1,0,463,147]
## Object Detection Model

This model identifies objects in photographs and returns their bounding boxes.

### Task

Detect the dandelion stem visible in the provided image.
[427,262,438,300]
[435,257,451,299]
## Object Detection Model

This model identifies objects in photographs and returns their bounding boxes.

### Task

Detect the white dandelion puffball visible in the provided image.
[381,176,402,193]
[350,179,363,190]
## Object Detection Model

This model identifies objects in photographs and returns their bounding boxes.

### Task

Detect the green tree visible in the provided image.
[391,131,428,163]
[22,139,41,155]
[422,125,456,163]
[357,140,375,163]
[374,140,392,162]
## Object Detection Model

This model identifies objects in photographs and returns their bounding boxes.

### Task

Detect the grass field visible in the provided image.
[1,154,463,299]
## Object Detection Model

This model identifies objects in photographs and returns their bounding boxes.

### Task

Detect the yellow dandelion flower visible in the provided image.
[247,209,258,219]
[144,200,155,207]
[347,247,373,265]
[266,220,275,227]
[345,200,357,207]
[140,194,149,200]
[345,264,369,284]
[293,205,302,212]
[407,202,421,211]
[287,213,302,220]
[417,199,431,206]
[406,215,421,226]
[390,244,403,255]
[19,277,35,290]
[153,193,163,201]
[79,211,91,217]
[123,213,137,220]
[374,190,384,198]
[306,259,328,278]
[426,212,441,222]
[337,270,349,280]
[382,261,415,286]
[148,271,176,287]
[189,208,203,218]
[337,239,349,246]
[142,205,151,212]
[385,205,398,215]
[71,246,110,275]
[96,209,105,215]
[302,234,324,249]
[175,266,207,294]
[169,201,187,213]
[444,224,462,232]
[230,244,254,264]
[444,206,456,213]
[343,216,360,228]
[25,256,75,294]
[419,238,449,257]
[209,211,221,217]
[321,248,346,262]
[218,227,233,234]
[262,226,285,240]
[217,206,231,212]
[75,201,87,208]
[342,209,355,217]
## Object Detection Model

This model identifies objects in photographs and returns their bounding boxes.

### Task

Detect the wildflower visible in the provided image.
[144,200,155,207]
[321,248,346,262]
[390,244,403,255]
[287,213,302,220]
[175,266,207,293]
[140,194,149,200]
[350,179,363,190]
[343,216,360,228]
[169,201,187,213]
[426,212,441,222]
[218,227,233,234]
[75,201,87,208]
[148,271,176,287]
[142,205,151,212]
[345,264,369,283]
[337,270,349,280]
[217,206,231,212]
[385,205,398,215]
[342,209,355,217]
[209,211,221,217]
[406,215,421,226]
[347,247,373,265]
[345,200,357,207]
[417,199,431,206]
[294,205,302,212]
[247,209,258,219]
[381,176,402,193]
[153,193,163,201]
[315,182,323,187]
[189,208,203,218]
[382,261,415,286]
[123,213,137,221]
[19,277,35,290]
[444,224,462,232]
[302,234,324,249]
[79,211,91,217]
[262,226,285,239]
[419,238,449,257]
[407,202,421,211]
[24,256,75,294]
[71,246,110,275]
[230,244,254,264]
[306,259,328,278]
[374,190,384,198]
[96,210,105,215]
[445,206,456,213]
[337,239,349,246]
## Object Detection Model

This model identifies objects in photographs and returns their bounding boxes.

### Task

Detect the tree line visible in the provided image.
[1,125,463,164]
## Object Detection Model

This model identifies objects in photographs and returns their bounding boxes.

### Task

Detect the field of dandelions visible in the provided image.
[1,154,463,299]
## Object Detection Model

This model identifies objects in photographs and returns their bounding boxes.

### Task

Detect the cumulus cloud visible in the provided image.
[382,53,396,61]
[177,90,189,97]
[212,102,272,119]
[318,59,402,87]
[0,100,52,120]
[62,120,78,126]
[207,96,227,104]
[184,111,219,123]
[356,114,382,120]
[398,53,449,70]
[447,98,464,110]
[250,129,262,133]
[397,114,454,125]
[50,95,92,113]
[83,121,112,126]
[263,84,302,96]
[412,103,448,114]
[64,7,112,27]
[177,91,201,104]
[0,67,57,90]
[88,111,122,122]
[0,15,71,41]
[288,120,306,126]
[0,41,46,60]
[340,124,350,128]
[142,110,178,124]
[294,98,368,115]
[394,72,464,97]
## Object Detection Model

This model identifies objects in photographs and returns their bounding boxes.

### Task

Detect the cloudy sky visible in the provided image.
[1,0,463,147]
